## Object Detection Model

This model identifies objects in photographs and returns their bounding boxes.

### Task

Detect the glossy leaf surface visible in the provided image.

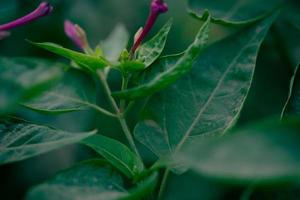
[134,15,276,162]
[82,134,144,179]
[0,121,96,165]
[113,17,211,99]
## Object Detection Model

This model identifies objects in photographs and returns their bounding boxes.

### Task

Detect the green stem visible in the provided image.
[158,168,170,200]
[120,75,129,112]
[97,70,141,159]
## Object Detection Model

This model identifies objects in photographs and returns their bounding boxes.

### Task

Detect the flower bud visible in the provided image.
[130,0,169,55]
[0,2,53,32]
[64,20,90,51]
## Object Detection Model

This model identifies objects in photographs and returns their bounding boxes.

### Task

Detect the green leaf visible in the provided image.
[282,65,300,117]
[26,159,158,200]
[136,19,173,67]
[134,14,276,166]
[101,24,130,62]
[26,159,128,200]
[0,57,63,114]
[113,16,211,99]
[180,118,300,184]
[0,121,96,165]
[118,60,146,73]
[188,0,282,26]
[82,134,145,179]
[284,0,300,30]
[30,42,109,71]
[23,70,97,114]
[122,172,158,200]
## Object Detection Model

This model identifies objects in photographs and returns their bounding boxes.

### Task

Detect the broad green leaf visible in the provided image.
[0,121,96,165]
[188,0,282,25]
[136,19,173,67]
[82,134,144,179]
[26,159,158,200]
[26,159,128,200]
[31,42,110,71]
[282,65,300,117]
[23,70,97,114]
[113,16,211,99]
[134,14,276,165]
[0,57,63,114]
[101,24,130,62]
[180,119,300,184]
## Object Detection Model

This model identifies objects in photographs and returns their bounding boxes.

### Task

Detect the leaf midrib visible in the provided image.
[174,32,259,153]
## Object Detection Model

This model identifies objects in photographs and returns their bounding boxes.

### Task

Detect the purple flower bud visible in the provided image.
[0,2,53,32]
[151,0,168,14]
[64,20,89,50]
[130,0,168,55]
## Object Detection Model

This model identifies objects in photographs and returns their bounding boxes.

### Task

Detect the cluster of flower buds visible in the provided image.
[63,0,169,56]
[0,2,53,39]
[0,0,169,58]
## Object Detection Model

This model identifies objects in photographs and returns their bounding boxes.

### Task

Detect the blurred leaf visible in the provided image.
[284,0,300,30]
[101,24,130,62]
[30,42,109,71]
[188,0,282,25]
[0,57,63,114]
[0,121,96,165]
[26,159,128,200]
[163,171,228,200]
[136,19,173,67]
[82,134,144,179]
[23,70,97,114]
[180,118,300,184]
[113,16,211,99]
[282,65,300,117]
[134,14,276,168]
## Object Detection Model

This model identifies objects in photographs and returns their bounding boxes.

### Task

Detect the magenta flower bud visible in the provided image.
[130,0,168,55]
[0,2,53,32]
[64,20,89,51]
[151,0,168,14]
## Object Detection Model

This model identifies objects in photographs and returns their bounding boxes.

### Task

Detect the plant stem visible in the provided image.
[97,70,141,158]
[120,75,129,112]
[158,168,170,200]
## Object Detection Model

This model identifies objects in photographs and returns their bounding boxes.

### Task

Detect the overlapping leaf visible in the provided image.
[26,160,127,200]
[101,24,129,62]
[113,17,211,99]
[188,0,282,25]
[23,70,97,114]
[136,19,173,67]
[0,121,96,165]
[31,42,109,71]
[0,57,63,114]
[26,159,158,200]
[180,119,300,184]
[134,14,277,163]
[82,134,144,179]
